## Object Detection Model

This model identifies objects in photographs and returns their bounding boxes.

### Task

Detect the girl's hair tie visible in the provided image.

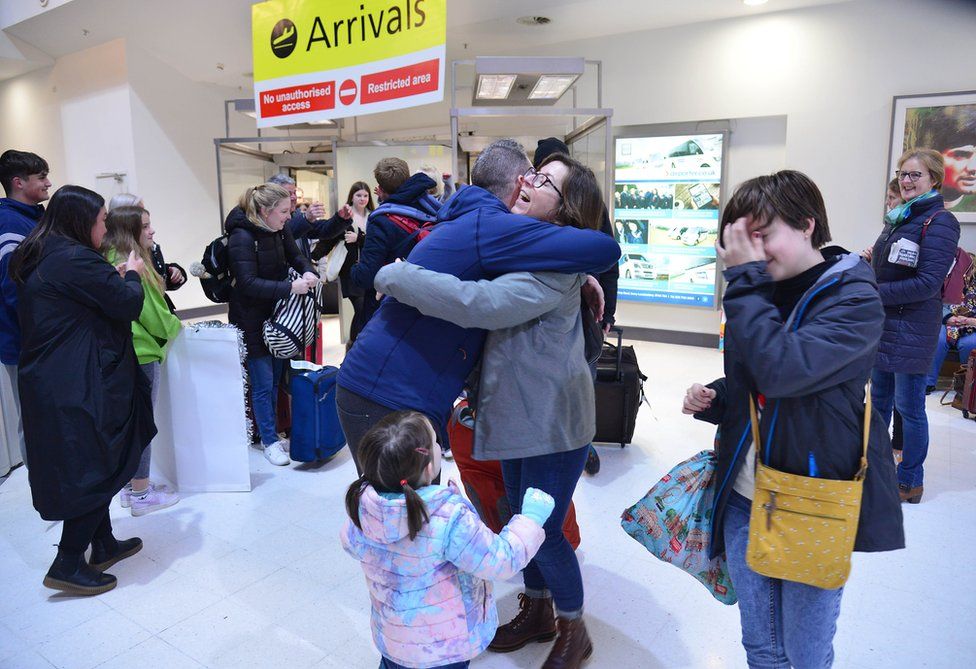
[400,479,408,487]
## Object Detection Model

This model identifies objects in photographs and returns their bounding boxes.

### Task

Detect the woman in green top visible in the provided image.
[104,206,181,516]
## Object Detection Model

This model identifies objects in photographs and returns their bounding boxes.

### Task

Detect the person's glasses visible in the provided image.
[523,168,563,199]
[895,170,926,183]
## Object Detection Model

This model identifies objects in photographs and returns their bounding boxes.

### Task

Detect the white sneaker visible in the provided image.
[130,488,180,517]
[120,482,173,509]
[264,440,290,466]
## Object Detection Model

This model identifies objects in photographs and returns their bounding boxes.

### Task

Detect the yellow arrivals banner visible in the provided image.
[251,0,446,127]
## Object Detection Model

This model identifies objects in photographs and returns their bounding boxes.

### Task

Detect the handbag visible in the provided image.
[941,364,968,411]
[745,386,871,590]
[621,450,737,604]
[262,270,321,359]
[321,239,348,283]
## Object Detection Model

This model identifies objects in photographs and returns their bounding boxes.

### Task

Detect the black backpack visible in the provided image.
[200,234,234,303]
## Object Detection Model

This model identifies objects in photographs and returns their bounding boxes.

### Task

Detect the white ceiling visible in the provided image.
[1,0,852,89]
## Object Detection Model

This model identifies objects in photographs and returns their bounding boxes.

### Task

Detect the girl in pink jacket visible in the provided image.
[342,410,554,669]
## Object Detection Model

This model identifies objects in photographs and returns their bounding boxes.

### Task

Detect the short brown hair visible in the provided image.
[536,153,602,230]
[897,148,945,191]
[374,157,410,195]
[721,170,831,248]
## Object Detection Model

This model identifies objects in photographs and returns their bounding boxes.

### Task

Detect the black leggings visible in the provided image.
[59,503,113,556]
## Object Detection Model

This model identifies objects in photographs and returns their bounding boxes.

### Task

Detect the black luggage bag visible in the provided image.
[594,327,648,447]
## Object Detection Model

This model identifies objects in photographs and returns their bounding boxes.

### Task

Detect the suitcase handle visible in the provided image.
[608,326,624,382]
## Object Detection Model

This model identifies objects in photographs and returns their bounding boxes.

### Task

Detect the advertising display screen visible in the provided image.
[614,133,725,307]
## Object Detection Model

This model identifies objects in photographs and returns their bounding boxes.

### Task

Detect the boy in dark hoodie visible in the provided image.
[349,157,442,327]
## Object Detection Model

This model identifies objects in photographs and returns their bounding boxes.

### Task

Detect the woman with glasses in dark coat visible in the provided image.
[869,148,960,503]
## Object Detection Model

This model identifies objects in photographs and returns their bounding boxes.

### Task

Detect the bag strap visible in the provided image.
[748,382,871,481]
[919,209,947,240]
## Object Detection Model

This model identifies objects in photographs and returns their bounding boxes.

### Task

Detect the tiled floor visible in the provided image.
[1,325,975,668]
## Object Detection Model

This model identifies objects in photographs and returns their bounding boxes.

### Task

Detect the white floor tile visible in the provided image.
[0,649,55,669]
[35,609,150,669]
[1,339,974,668]
[91,636,204,669]
[1,594,110,646]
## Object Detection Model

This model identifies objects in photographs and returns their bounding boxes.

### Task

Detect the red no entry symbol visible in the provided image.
[339,79,357,105]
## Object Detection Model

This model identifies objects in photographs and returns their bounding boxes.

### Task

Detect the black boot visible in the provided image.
[44,549,117,596]
[90,536,143,571]
[584,447,601,476]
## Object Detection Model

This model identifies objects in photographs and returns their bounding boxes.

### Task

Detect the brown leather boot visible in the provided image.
[487,593,556,652]
[899,484,923,504]
[542,616,593,669]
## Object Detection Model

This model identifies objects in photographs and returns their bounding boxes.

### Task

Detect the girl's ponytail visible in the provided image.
[401,479,430,541]
[345,474,368,530]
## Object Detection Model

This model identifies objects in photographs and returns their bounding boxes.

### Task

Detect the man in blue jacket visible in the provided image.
[0,150,51,472]
[337,139,620,473]
[348,157,442,328]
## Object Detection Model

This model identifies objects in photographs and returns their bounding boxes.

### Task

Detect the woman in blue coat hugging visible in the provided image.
[684,171,904,668]
[869,148,960,503]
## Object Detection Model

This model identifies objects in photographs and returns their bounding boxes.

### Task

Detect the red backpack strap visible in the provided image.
[920,209,948,240]
[386,214,420,234]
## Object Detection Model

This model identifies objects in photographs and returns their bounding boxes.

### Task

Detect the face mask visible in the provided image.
[884,189,938,227]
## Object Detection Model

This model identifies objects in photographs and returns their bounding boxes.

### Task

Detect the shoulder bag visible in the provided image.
[745,385,871,589]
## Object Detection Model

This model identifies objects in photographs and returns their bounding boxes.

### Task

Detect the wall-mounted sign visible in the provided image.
[613,132,726,308]
[251,0,446,127]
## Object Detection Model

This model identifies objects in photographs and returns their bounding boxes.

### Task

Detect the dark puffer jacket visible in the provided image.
[697,251,905,559]
[870,194,960,374]
[225,207,314,357]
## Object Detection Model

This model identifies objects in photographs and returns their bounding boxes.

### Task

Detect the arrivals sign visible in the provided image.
[251,0,446,127]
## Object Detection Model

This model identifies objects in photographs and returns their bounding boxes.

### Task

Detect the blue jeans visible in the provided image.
[871,369,928,487]
[247,355,285,446]
[501,444,589,614]
[926,326,976,386]
[379,658,468,669]
[724,491,844,669]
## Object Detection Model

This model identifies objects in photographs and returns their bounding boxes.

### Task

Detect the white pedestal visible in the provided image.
[151,325,251,492]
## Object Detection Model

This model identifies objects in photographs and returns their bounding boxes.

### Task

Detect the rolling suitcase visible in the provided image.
[594,326,647,447]
[289,364,346,462]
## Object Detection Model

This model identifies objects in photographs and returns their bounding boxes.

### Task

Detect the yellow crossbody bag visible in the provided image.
[745,386,871,590]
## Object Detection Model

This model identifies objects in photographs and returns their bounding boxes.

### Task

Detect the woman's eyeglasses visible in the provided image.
[894,170,926,183]
[523,168,563,199]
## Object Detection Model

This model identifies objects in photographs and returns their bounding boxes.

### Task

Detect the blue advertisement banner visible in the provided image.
[614,133,724,308]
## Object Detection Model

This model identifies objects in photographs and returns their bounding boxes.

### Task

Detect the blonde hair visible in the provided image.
[898,148,945,191]
[239,184,290,230]
[102,206,163,293]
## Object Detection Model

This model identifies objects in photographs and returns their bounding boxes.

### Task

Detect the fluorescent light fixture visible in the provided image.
[476,74,517,100]
[744,0,769,5]
[528,75,578,100]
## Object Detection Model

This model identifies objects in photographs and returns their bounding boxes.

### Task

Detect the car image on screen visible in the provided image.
[666,139,720,171]
[619,253,657,280]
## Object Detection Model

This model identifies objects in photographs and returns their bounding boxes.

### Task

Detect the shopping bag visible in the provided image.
[323,241,347,283]
[620,450,737,604]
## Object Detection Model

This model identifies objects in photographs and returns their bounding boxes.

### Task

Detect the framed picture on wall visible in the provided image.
[888,90,976,224]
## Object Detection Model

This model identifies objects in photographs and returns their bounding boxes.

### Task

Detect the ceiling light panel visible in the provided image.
[476,74,517,100]
[528,75,578,100]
